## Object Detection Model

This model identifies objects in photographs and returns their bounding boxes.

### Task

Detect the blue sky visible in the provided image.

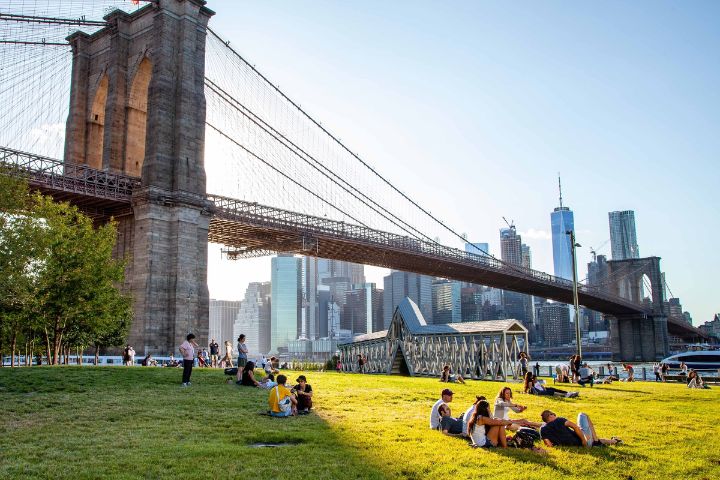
[206,1,719,324]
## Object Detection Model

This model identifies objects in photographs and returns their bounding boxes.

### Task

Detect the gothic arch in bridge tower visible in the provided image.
[125,57,152,177]
[86,74,108,170]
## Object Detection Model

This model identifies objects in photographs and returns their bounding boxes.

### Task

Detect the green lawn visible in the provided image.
[1,367,719,480]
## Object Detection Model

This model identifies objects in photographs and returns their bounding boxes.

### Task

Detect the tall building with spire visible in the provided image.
[550,176,574,281]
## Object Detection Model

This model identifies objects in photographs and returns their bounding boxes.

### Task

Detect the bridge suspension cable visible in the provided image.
[204,27,507,263]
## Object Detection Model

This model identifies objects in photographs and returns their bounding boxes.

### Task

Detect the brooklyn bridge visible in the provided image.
[0,0,705,361]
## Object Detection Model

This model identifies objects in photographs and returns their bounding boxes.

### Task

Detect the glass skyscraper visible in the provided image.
[609,210,639,260]
[551,206,574,281]
[270,254,302,353]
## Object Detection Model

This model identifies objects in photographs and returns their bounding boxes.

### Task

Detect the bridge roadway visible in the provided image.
[2,146,706,331]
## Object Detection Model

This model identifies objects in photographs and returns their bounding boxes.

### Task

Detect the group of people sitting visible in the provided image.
[431,386,622,451]
[233,361,314,417]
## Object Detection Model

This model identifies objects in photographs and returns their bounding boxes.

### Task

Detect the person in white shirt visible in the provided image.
[493,387,540,430]
[179,333,199,387]
[430,388,454,430]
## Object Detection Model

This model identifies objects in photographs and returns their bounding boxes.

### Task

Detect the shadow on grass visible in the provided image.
[0,367,388,480]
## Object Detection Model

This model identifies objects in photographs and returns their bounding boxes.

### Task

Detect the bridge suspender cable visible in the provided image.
[206,28,487,257]
[204,78,438,245]
[205,122,370,230]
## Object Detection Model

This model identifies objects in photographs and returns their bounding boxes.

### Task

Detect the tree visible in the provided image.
[31,195,132,365]
[0,168,41,366]
[0,168,133,366]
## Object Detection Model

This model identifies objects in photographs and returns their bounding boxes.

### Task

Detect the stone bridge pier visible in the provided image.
[64,0,215,355]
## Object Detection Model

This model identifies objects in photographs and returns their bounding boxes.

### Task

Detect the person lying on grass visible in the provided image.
[440,365,466,384]
[523,372,579,398]
[268,374,297,417]
[466,399,514,448]
[237,361,260,387]
[493,387,542,431]
[539,410,622,448]
[258,373,277,389]
[438,403,465,436]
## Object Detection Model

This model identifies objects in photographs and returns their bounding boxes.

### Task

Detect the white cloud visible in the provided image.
[520,228,552,240]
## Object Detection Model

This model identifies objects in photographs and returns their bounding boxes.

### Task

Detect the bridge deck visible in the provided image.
[1,146,654,318]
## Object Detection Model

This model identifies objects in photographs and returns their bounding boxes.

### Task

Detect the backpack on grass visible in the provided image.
[508,428,540,449]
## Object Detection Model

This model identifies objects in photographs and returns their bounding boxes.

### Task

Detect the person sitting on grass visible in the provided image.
[462,396,486,436]
[493,387,542,430]
[292,375,313,414]
[467,399,513,448]
[622,363,635,382]
[430,388,455,430]
[577,363,595,387]
[236,361,260,387]
[438,403,466,436]
[523,373,578,398]
[268,374,297,417]
[539,410,622,448]
[687,370,707,389]
[440,365,466,384]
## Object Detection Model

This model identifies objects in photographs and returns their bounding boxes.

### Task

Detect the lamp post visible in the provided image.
[567,230,582,358]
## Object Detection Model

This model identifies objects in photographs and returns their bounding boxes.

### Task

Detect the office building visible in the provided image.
[465,242,490,258]
[342,283,384,335]
[538,302,572,347]
[586,254,609,332]
[209,299,241,348]
[432,279,462,324]
[234,282,271,356]
[383,271,433,328]
[609,210,639,260]
[551,206,574,281]
[500,227,522,266]
[270,254,302,353]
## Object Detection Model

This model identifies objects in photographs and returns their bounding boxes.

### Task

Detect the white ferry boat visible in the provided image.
[661,350,720,370]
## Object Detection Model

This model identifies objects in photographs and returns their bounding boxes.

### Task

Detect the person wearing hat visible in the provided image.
[430,388,456,430]
[292,375,313,414]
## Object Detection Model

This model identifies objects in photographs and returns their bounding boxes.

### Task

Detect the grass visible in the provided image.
[1,367,719,480]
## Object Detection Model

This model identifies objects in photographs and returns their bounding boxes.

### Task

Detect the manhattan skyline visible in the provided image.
[205,1,719,323]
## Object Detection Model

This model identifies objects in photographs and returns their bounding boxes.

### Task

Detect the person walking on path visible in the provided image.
[237,334,249,368]
[179,333,199,387]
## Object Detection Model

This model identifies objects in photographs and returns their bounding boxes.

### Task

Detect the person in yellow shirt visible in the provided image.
[268,374,297,417]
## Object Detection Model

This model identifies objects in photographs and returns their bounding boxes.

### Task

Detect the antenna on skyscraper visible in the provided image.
[558,173,563,208]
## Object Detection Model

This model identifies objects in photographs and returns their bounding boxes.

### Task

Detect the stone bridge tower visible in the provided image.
[63,0,215,354]
[605,256,669,361]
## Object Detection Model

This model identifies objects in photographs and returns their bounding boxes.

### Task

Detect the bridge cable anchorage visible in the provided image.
[205,28,492,258]
[205,122,370,229]
[204,78,438,245]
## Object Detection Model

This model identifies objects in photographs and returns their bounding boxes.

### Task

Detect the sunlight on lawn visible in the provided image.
[1,367,719,480]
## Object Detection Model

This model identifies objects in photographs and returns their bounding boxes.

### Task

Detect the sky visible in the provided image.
[204,1,720,325]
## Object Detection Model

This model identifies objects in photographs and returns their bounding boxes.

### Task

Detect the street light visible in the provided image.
[567,230,582,358]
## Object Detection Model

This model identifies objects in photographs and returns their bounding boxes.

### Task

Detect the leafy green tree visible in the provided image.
[31,195,132,365]
[0,168,41,366]
[1,168,133,366]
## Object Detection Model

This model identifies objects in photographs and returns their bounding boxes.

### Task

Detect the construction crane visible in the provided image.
[589,238,610,262]
[502,216,515,232]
